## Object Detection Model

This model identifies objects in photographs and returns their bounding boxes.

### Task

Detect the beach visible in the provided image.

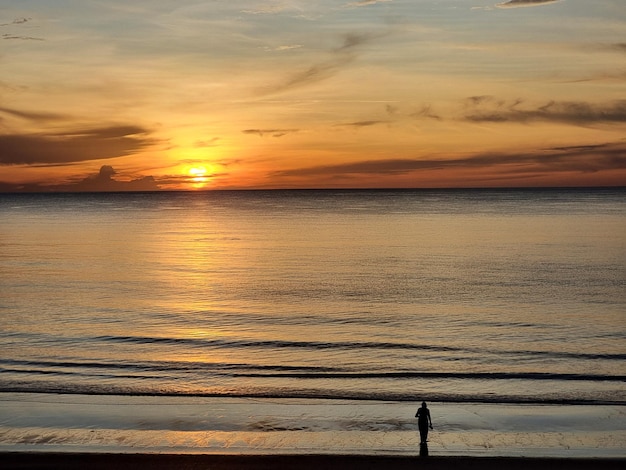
[2,190,624,467]
[1,393,624,461]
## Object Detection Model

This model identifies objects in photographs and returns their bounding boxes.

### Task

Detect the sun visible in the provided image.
[188,166,210,188]
[189,167,207,178]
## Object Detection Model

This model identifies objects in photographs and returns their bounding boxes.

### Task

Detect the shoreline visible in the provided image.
[2,389,623,406]
[2,453,625,470]
[1,393,624,459]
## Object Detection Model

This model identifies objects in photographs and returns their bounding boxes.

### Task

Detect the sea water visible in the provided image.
[1,189,625,405]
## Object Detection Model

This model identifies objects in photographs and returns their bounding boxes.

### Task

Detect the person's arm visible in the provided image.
[428,410,433,428]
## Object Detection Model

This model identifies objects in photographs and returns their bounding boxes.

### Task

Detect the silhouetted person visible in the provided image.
[415,401,433,445]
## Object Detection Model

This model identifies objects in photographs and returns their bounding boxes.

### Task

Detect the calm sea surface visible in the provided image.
[1,189,624,404]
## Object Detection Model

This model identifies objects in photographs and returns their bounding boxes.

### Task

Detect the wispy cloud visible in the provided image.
[336,120,389,128]
[240,2,321,18]
[0,106,68,122]
[347,0,393,7]
[0,125,155,166]
[271,141,626,179]
[258,32,386,95]
[194,137,220,147]
[243,128,299,137]
[611,43,626,53]
[496,0,563,8]
[411,104,442,121]
[1,16,43,40]
[241,2,293,15]
[2,33,43,41]
[382,103,442,121]
[0,17,31,26]
[332,98,626,129]
[463,97,626,125]
[266,44,303,52]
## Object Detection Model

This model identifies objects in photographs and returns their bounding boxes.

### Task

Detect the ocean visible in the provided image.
[1,188,625,406]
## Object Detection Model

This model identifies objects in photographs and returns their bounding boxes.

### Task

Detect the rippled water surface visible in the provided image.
[1,189,624,403]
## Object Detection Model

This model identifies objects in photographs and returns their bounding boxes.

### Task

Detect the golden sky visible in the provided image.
[1,0,625,191]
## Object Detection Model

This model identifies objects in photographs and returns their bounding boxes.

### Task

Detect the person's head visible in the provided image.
[421,401,427,408]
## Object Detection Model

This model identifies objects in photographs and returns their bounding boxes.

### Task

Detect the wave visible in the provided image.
[1,358,624,383]
[236,371,626,382]
[0,383,623,406]
[0,358,338,373]
[93,334,626,361]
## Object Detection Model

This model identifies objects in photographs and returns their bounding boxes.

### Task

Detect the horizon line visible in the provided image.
[2,185,625,195]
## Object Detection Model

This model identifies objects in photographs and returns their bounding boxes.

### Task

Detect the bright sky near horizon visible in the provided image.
[1,0,625,191]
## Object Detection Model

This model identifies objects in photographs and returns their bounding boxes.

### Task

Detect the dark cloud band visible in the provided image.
[0,125,155,166]
[243,129,299,137]
[271,141,626,179]
[463,98,626,125]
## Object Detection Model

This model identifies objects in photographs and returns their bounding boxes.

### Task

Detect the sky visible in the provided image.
[1,0,625,191]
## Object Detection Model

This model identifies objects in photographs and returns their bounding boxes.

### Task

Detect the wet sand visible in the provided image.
[2,393,625,463]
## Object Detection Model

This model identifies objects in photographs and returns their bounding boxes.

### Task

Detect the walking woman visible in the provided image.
[415,401,433,444]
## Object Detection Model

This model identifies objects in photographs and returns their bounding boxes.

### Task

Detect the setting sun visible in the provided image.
[189,167,207,178]
[188,166,209,188]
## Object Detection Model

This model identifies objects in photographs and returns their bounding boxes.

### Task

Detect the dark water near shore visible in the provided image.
[1,189,624,404]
